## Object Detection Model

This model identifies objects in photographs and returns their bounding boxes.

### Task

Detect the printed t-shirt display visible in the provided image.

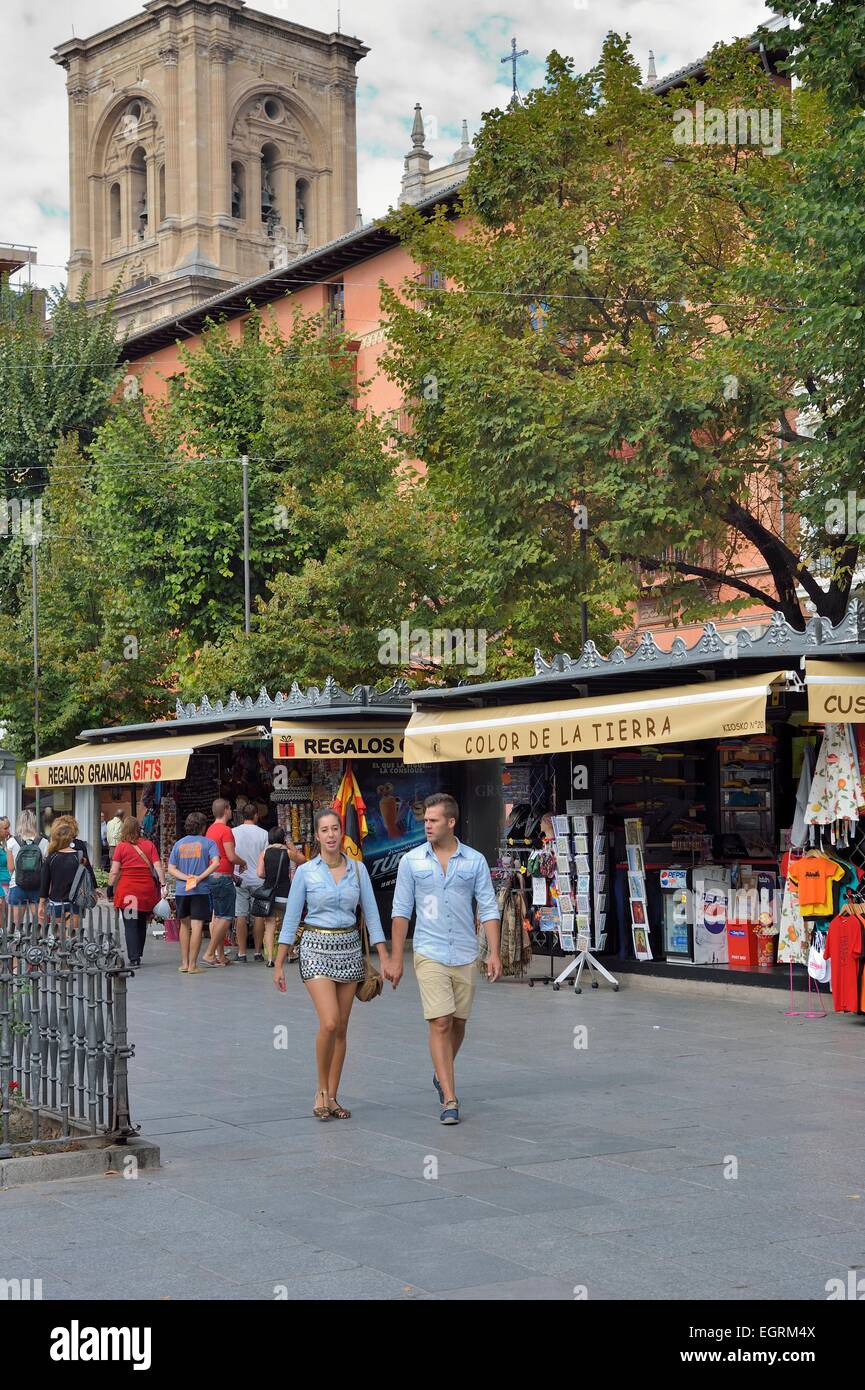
[787,855,844,917]
[823,910,865,1014]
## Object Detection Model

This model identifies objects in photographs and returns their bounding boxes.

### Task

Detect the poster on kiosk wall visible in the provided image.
[357,761,446,892]
[693,868,731,965]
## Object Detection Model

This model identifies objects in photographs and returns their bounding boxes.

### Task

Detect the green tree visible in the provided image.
[0,436,176,760]
[382,27,860,641]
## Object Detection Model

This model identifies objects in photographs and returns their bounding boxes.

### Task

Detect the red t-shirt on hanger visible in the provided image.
[823,911,865,1014]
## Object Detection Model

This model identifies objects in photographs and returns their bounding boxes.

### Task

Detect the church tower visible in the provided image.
[53,0,367,333]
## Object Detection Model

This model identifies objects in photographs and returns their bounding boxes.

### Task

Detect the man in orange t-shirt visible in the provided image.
[204,799,247,966]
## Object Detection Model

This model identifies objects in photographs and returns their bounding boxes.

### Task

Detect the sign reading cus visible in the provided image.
[272,723,405,760]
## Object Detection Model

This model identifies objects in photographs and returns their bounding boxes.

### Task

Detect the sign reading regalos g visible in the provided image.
[271,723,406,761]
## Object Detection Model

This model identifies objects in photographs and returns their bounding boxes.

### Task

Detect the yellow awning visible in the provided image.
[402,673,788,764]
[272,721,405,760]
[26,727,262,789]
[806,660,865,723]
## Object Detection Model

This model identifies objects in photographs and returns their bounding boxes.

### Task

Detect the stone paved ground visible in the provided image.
[3,943,865,1301]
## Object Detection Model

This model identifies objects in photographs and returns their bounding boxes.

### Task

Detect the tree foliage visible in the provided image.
[382,24,864,635]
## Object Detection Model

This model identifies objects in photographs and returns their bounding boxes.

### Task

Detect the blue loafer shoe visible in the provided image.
[440,1102,460,1125]
[433,1073,444,1105]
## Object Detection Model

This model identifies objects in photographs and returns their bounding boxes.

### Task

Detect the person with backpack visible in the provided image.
[38,818,94,927]
[255,826,305,966]
[7,809,46,925]
[0,817,12,905]
[108,814,166,967]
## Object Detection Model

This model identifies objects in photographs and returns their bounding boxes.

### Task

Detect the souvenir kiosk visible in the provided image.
[25,677,457,920]
[403,602,865,996]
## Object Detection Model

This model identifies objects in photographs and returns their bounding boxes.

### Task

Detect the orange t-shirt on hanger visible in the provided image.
[787,855,844,917]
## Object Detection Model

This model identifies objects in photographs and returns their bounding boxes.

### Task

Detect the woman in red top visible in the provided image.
[108,816,166,967]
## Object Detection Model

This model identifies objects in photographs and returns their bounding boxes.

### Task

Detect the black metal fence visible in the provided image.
[0,904,134,1154]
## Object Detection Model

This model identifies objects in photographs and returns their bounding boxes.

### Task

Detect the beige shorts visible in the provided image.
[414,953,477,1021]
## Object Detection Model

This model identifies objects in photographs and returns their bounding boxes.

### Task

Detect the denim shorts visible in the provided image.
[9,885,39,906]
[208,874,236,919]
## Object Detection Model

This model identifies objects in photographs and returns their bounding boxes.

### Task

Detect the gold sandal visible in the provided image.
[313,1088,331,1121]
[327,1096,351,1119]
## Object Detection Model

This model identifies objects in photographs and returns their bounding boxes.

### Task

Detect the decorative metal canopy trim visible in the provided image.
[175,677,414,722]
[532,599,865,680]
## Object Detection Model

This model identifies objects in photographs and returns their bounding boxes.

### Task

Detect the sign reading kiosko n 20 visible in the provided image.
[272,724,405,760]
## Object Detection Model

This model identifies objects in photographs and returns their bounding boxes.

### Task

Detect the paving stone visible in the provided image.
[16,951,859,1300]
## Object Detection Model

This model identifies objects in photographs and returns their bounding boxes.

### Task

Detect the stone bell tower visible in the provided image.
[53,0,367,333]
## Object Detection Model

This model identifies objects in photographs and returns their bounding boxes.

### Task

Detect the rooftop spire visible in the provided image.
[646,50,658,83]
[411,103,426,150]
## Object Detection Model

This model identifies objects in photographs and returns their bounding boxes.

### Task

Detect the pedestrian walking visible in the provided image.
[255,827,305,965]
[165,813,221,974]
[231,804,268,962]
[6,809,46,926]
[100,813,109,870]
[108,815,167,966]
[0,817,12,907]
[105,807,125,864]
[204,799,247,966]
[38,816,95,928]
[389,794,502,1125]
[273,809,391,1121]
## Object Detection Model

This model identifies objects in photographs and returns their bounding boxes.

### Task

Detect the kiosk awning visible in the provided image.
[272,722,405,760]
[402,672,788,764]
[25,727,261,789]
[806,660,865,723]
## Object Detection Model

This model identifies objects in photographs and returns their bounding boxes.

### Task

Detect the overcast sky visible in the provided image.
[2,0,774,291]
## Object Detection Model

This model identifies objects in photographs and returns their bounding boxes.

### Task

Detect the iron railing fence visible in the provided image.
[0,903,134,1154]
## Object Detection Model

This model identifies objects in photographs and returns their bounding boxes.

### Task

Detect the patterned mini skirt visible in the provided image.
[298,927,364,983]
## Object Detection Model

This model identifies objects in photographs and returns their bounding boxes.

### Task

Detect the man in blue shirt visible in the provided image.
[389,793,501,1125]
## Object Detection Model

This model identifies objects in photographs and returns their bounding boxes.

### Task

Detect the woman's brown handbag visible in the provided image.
[356,913,383,1002]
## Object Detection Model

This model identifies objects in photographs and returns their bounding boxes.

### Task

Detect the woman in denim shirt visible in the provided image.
[274,809,392,1120]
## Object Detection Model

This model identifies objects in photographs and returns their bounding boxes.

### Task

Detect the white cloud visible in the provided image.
[1,0,774,291]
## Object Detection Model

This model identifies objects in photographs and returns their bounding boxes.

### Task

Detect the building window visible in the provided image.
[260,143,279,233]
[327,281,345,329]
[109,182,121,240]
[295,178,310,239]
[231,161,245,220]
[422,267,447,291]
[130,147,147,240]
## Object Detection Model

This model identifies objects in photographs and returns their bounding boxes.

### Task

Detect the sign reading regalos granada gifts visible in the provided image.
[271,722,405,760]
[402,674,787,764]
[34,757,166,788]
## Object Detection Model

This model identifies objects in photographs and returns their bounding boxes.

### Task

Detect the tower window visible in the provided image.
[264,97,282,122]
[231,162,245,220]
[131,147,148,241]
[109,182,121,240]
[261,143,279,233]
[295,178,310,238]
